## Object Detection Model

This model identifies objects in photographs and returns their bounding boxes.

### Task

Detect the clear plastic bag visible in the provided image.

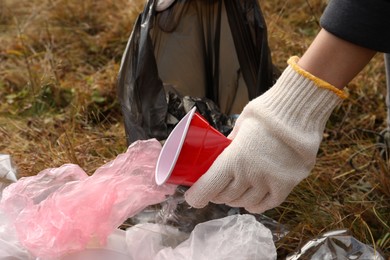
[0,154,18,200]
[126,214,277,260]
[128,186,289,242]
[60,229,130,260]
[60,214,277,260]
[286,229,386,260]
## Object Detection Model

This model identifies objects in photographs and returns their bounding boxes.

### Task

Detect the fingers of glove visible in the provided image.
[211,178,251,204]
[244,198,276,214]
[225,187,269,209]
[156,0,175,11]
[244,191,289,214]
[185,161,233,209]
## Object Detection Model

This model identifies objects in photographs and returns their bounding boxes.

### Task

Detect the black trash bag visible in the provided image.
[117,0,277,144]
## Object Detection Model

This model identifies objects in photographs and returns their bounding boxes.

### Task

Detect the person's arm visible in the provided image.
[298,29,376,89]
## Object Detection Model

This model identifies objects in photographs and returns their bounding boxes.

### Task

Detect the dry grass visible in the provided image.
[0,0,142,174]
[1,0,389,258]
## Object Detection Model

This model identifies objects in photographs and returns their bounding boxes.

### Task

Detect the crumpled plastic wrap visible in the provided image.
[127,186,289,242]
[1,164,88,220]
[60,229,130,260]
[286,229,386,260]
[0,155,33,259]
[0,154,18,200]
[0,210,34,260]
[0,139,176,259]
[126,214,277,260]
[58,215,277,260]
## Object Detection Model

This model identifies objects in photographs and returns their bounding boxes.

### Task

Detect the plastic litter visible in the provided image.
[59,215,277,260]
[60,229,129,260]
[125,222,189,260]
[60,249,129,260]
[0,154,18,200]
[1,164,88,219]
[128,186,289,242]
[286,229,386,260]
[1,153,385,259]
[125,214,277,260]
[0,139,176,259]
[0,210,34,260]
[117,0,277,144]
[0,155,33,259]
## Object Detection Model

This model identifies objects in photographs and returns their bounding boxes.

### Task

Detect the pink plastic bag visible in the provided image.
[1,164,88,219]
[1,139,176,258]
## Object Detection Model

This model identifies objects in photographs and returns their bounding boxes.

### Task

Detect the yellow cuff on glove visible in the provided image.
[288,56,348,99]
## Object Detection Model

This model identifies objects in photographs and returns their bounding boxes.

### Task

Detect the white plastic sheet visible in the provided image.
[0,154,18,200]
[126,214,277,260]
[0,155,32,259]
[57,215,277,260]
[0,211,34,260]
[60,229,130,260]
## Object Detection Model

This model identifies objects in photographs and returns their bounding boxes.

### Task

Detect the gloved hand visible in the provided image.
[156,0,175,11]
[185,56,347,213]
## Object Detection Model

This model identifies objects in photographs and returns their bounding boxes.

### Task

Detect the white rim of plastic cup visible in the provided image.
[155,107,197,185]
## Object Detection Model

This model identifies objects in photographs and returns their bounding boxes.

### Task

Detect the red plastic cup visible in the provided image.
[155,107,232,186]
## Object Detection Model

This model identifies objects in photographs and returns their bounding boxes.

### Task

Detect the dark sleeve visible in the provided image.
[320,0,390,53]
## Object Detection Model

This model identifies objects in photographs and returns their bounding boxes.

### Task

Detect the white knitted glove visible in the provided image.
[156,0,175,11]
[185,56,347,213]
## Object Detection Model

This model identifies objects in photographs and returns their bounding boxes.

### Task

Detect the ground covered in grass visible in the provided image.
[1,0,389,258]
